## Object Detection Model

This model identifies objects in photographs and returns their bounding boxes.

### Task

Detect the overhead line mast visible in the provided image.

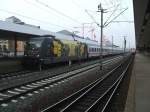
[96,3,128,70]
[97,3,107,70]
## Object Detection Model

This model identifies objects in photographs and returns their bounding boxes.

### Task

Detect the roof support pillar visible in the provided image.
[14,35,17,57]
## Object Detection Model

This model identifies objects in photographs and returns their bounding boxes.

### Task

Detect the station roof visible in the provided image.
[57,30,99,45]
[133,0,150,48]
[0,20,54,40]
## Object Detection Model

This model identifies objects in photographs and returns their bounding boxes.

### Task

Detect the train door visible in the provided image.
[79,43,87,59]
[40,38,53,64]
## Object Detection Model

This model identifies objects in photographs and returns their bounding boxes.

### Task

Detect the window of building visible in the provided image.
[0,39,25,58]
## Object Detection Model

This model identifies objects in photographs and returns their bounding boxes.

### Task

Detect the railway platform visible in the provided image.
[124,52,150,112]
[0,58,22,73]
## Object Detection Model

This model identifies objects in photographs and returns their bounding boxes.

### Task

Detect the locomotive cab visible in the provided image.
[23,37,54,66]
[24,38,43,58]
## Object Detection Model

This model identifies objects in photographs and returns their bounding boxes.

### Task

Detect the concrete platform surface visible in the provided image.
[0,58,22,73]
[125,52,150,112]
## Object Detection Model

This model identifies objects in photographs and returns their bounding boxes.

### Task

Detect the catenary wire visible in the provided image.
[35,0,81,25]
[23,0,78,26]
[0,8,74,30]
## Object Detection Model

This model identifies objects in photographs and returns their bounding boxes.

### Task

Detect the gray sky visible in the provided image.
[0,0,135,48]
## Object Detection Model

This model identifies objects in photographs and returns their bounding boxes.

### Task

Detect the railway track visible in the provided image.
[0,55,120,80]
[0,55,123,91]
[41,55,133,112]
[0,55,124,108]
[0,70,33,79]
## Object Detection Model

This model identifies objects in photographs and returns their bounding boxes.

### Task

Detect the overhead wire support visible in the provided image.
[97,3,107,70]
[85,3,128,71]
[85,9,100,27]
[104,3,120,10]
[111,20,134,23]
[107,8,128,12]
[104,4,120,25]
[104,7,128,27]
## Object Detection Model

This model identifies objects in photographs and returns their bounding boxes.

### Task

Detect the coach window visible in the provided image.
[90,48,92,52]
[89,48,91,52]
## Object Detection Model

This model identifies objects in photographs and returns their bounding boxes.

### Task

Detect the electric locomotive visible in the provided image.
[23,34,87,67]
[22,33,124,68]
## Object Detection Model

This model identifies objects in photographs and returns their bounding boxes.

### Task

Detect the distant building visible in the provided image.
[5,16,23,24]
[5,16,40,29]
[58,30,98,42]
[58,30,85,38]
[57,30,74,36]
[0,16,54,57]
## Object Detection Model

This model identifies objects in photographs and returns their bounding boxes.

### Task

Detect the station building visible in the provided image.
[0,16,54,58]
[0,16,54,72]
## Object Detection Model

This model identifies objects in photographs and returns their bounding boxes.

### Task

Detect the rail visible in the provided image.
[41,54,133,112]
[0,55,124,105]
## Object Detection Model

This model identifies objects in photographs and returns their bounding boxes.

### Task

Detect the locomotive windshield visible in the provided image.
[27,38,43,48]
[25,38,44,56]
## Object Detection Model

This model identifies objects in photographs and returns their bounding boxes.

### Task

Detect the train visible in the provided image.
[22,32,124,69]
